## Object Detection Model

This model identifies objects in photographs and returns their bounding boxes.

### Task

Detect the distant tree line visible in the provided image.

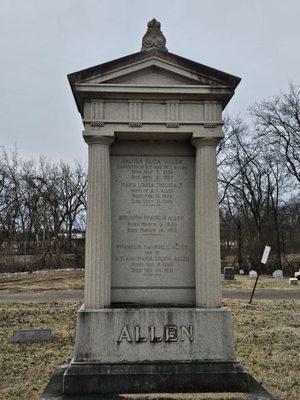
[0,84,299,274]
[0,151,87,271]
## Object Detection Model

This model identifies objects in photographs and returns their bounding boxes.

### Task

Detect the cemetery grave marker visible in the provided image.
[41,19,274,400]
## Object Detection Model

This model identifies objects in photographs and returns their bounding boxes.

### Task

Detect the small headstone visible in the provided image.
[12,329,52,343]
[249,270,257,278]
[273,270,283,279]
[295,271,300,280]
[224,267,235,280]
[289,278,298,286]
[239,269,244,275]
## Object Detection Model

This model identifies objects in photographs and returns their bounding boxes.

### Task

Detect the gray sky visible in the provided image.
[0,0,300,163]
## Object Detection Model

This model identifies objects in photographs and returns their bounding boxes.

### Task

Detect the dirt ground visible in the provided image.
[0,299,299,400]
[0,269,299,294]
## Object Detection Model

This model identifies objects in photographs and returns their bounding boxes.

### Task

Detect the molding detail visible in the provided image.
[166,101,180,128]
[129,122,142,127]
[91,100,104,119]
[204,101,219,122]
[85,100,105,126]
[91,122,104,127]
[166,101,179,121]
[166,123,179,128]
[204,123,217,129]
[128,100,142,127]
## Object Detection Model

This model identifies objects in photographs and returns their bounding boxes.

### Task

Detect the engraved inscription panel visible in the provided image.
[111,147,195,296]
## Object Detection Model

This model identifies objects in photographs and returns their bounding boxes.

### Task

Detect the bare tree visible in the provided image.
[59,161,87,250]
[0,149,87,272]
[251,83,300,184]
[218,116,290,272]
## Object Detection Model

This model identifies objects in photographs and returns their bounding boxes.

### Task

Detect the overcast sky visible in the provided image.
[0,0,300,163]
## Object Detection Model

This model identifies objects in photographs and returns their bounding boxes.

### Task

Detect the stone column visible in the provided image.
[84,136,113,309]
[193,137,221,308]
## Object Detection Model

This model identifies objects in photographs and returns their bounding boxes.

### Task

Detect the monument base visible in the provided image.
[71,306,237,363]
[41,362,274,399]
[40,307,274,399]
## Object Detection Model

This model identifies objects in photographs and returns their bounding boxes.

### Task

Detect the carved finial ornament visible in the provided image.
[141,18,168,52]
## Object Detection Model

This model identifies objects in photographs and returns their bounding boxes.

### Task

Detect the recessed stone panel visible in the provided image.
[111,140,195,304]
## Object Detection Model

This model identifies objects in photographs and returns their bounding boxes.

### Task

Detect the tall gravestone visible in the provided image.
[41,19,273,399]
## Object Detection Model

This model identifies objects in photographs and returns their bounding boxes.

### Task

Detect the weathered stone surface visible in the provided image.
[12,328,52,343]
[63,361,247,395]
[111,140,195,304]
[41,364,275,399]
[73,306,236,363]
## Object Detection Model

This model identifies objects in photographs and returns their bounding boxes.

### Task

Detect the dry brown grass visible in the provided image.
[0,269,84,293]
[0,299,299,400]
[222,275,299,291]
[0,269,299,294]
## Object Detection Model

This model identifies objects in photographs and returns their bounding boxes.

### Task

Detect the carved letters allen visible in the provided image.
[135,326,147,342]
[149,325,163,342]
[117,326,132,343]
[165,325,178,342]
[117,325,194,343]
[180,325,194,342]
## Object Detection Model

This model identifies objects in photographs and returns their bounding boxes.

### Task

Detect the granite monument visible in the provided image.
[41,18,273,399]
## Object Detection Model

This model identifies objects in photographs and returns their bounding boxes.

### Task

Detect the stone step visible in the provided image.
[41,366,273,400]
[120,394,254,400]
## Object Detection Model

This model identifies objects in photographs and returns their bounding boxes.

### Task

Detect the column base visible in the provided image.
[41,362,274,399]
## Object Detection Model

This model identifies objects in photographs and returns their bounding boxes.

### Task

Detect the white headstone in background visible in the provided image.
[239,269,244,275]
[289,278,298,285]
[273,270,283,279]
[249,270,257,278]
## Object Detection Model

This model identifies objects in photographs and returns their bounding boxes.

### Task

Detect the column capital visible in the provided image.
[84,135,114,146]
[191,137,221,148]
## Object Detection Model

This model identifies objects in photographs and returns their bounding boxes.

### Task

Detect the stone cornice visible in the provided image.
[75,83,232,95]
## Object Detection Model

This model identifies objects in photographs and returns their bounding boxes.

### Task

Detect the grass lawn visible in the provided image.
[0,298,299,400]
[0,269,299,293]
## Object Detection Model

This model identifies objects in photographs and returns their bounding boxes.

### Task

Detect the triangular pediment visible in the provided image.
[74,57,224,87]
[102,65,202,85]
[68,49,240,88]
[68,49,241,115]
